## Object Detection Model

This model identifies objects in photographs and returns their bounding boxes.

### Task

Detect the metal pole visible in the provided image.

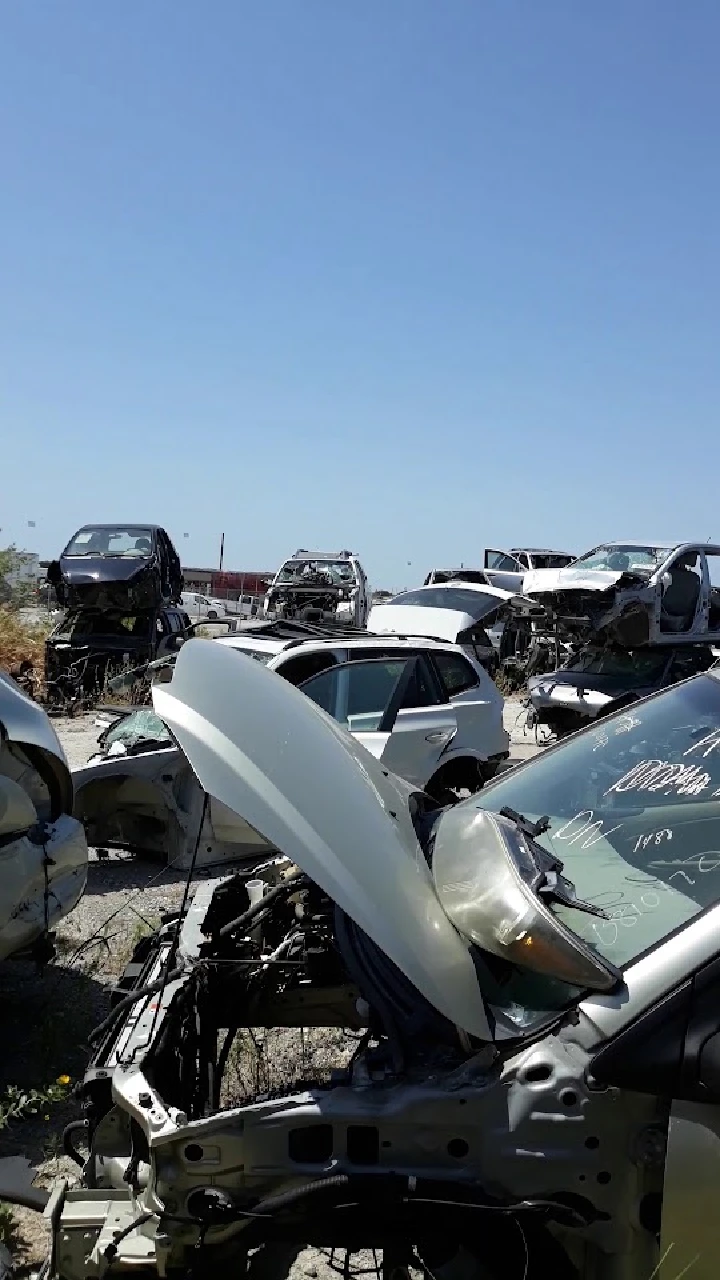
[219,533,225,572]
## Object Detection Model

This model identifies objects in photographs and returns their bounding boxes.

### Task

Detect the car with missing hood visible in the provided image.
[263,549,369,627]
[71,622,510,851]
[526,643,716,738]
[523,539,720,648]
[46,522,183,611]
[44,603,191,714]
[42,639,720,1280]
[0,671,87,964]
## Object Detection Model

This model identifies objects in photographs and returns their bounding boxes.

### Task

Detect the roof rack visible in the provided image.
[229,620,465,650]
[291,549,355,560]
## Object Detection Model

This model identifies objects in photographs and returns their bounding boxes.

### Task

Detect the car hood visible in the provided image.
[152,639,492,1040]
[57,555,152,585]
[523,566,628,595]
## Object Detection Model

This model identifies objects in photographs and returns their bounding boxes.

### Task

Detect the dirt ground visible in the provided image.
[0,697,541,1277]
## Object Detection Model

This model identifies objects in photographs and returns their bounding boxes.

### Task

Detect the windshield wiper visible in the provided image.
[499,807,609,920]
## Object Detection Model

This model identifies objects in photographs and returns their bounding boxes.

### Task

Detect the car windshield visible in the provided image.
[276,560,354,584]
[566,648,669,679]
[389,587,503,618]
[571,544,667,573]
[428,570,487,584]
[63,526,155,557]
[476,673,720,982]
[103,708,173,753]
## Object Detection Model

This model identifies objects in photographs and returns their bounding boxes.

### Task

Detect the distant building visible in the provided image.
[182,567,273,599]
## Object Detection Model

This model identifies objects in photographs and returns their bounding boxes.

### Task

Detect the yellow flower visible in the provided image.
[56,1075,70,1086]
[43,1114,49,1120]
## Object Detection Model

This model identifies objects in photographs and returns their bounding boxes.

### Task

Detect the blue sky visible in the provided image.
[1,2,719,589]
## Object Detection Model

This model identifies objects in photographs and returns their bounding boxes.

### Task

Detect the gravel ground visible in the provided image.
[1,696,542,1277]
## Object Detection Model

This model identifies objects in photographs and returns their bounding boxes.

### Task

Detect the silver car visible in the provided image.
[45,644,720,1279]
[0,671,87,963]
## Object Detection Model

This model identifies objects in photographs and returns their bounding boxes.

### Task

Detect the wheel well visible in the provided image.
[425,755,484,801]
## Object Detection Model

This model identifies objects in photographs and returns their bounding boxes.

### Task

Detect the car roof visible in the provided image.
[72,523,161,531]
[396,581,514,601]
[510,547,574,555]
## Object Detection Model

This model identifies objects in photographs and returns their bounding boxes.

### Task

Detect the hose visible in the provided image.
[62,1119,89,1168]
[215,871,306,940]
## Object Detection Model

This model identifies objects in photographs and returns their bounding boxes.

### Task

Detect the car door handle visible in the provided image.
[425,730,454,744]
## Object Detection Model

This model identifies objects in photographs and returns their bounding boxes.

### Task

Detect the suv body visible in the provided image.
[217,621,509,795]
[263,549,369,627]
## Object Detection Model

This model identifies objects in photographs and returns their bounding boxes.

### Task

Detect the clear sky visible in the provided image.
[1,2,719,590]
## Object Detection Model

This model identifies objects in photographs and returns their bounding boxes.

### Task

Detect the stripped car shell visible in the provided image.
[523,540,720,648]
[0,671,87,962]
[46,642,720,1279]
[368,581,534,667]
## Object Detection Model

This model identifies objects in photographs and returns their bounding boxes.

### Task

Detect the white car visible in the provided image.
[0,671,88,962]
[263,548,369,627]
[50,643,720,1280]
[180,591,227,620]
[71,626,510,864]
[523,539,720,648]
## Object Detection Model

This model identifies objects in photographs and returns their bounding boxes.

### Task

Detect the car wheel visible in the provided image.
[208,610,218,620]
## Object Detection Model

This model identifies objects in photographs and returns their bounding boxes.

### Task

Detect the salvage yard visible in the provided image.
[0,697,541,1275]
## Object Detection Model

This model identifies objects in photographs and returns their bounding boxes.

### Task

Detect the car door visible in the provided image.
[429,648,509,764]
[483,549,526,593]
[299,655,458,788]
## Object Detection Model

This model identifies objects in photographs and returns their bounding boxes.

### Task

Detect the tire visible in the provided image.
[208,610,218,620]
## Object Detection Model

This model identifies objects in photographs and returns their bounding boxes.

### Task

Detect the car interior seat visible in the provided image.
[661,556,702,632]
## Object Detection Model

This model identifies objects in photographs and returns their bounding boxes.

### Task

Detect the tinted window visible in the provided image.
[486,552,520,571]
[279,651,339,684]
[301,659,408,731]
[477,674,720,972]
[389,588,502,618]
[433,651,480,696]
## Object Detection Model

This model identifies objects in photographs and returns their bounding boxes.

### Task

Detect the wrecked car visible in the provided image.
[483,546,576,592]
[368,582,535,669]
[47,523,183,611]
[44,641,720,1278]
[44,605,191,714]
[0,670,87,963]
[527,643,716,738]
[263,549,369,627]
[73,631,510,848]
[523,540,720,648]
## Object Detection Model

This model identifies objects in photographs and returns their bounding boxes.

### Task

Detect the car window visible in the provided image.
[476,673,720,973]
[279,651,340,685]
[301,659,411,731]
[433,651,480,696]
[486,551,520,572]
